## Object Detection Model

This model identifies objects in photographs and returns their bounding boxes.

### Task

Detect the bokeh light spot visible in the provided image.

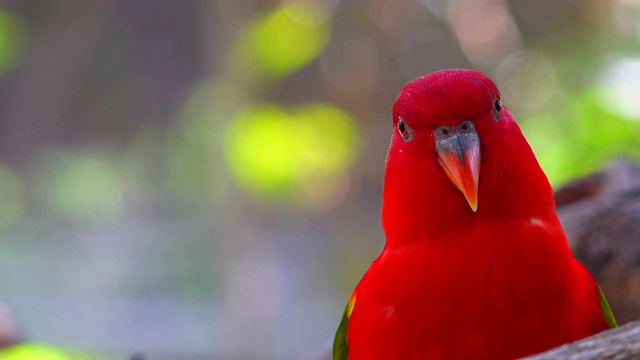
[0,163,25,228]
[0,344,72,360]
[521,112,575,185]
[225,103,358,209]
[599,58,640,120]
[281,0,339,25]
[497,50,557,112]
[225,105,295,194]
[166,78,244,200]
[293,103,358,174]
[36,152,124,224]
[523,90,640,186]
[231,3,331,81]
[447,0,520,67]
[0,8,26,74]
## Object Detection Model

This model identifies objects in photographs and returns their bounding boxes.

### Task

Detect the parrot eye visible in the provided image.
[397,118,412,141]
[493,95,502,121]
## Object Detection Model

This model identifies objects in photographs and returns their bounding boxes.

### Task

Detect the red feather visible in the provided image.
[342,69,610,359]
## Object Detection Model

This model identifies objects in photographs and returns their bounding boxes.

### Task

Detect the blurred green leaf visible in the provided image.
[36,151,124,224]
[224,102,358,208]
[166,78,243,201]
[230,3,331,82]
[0,163,24,228]
[523,89,640,186]
[0,344,72,360]
[0,8,26,74]
[225,104,296,194]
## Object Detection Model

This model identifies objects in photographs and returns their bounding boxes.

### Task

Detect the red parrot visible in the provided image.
[333,69,616,360]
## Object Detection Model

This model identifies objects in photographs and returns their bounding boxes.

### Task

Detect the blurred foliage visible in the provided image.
[0,8,25,74]
[0,344,72,360]
[35,151,124,225]
[0,163,24,229]
[522,88,640,185]
[224,103,357,207]
[167,79,228,199]
[0,344,116,360]
[212,1,356,210]
[231,2,332,82]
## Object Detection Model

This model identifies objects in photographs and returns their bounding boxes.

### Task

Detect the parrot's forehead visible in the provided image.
[394,69,499,127]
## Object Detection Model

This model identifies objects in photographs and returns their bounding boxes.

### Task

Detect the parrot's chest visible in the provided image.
[366,245,523,330]
[347,232,595,360]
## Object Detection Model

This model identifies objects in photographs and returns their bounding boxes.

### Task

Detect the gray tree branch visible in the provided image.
[524,320,640,360]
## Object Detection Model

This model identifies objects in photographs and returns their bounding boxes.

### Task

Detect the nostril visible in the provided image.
[434,125,456,140]
[459,121,474,132]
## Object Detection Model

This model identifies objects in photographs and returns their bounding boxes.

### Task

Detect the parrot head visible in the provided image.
[381,69,554,241]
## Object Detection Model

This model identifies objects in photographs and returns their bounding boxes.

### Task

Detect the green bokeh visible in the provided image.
[0,163,25,228]
[0,8,26,74]
[231,3,331,81]
[224,102,358,202]
[0,344,71,360]
[523,89,640,186]
[36,151,124,224]
[166,78,243,201]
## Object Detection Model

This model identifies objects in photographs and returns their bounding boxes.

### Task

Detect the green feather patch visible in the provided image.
[595,283,617,329]
[333,292,356,360]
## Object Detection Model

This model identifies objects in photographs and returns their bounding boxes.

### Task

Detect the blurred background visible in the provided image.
[0,0,636,359]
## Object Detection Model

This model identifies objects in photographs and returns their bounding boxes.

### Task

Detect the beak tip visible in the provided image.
[468,199,478,212]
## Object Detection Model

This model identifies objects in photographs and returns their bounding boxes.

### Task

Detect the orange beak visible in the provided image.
[435,127,480,212]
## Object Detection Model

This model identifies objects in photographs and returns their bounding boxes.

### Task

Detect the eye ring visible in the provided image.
[493,94,502,121]
[397,118,412,141]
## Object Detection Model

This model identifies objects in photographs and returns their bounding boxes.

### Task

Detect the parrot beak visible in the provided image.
[435,128,480,212]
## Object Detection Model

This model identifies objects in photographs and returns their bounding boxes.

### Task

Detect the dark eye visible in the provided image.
[493,95,502,121]
[494,99,502,113]
[397,118,412,141]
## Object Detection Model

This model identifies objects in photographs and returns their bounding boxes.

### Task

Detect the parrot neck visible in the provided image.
[380,124,556,247]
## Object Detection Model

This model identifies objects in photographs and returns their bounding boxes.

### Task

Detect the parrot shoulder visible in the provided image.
[333,291,356,360]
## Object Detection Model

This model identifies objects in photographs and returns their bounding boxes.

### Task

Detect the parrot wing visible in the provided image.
[332,292,356,360]
[595,283,617,329]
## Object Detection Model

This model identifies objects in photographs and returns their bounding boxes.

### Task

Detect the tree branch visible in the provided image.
[524,320,640,360]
